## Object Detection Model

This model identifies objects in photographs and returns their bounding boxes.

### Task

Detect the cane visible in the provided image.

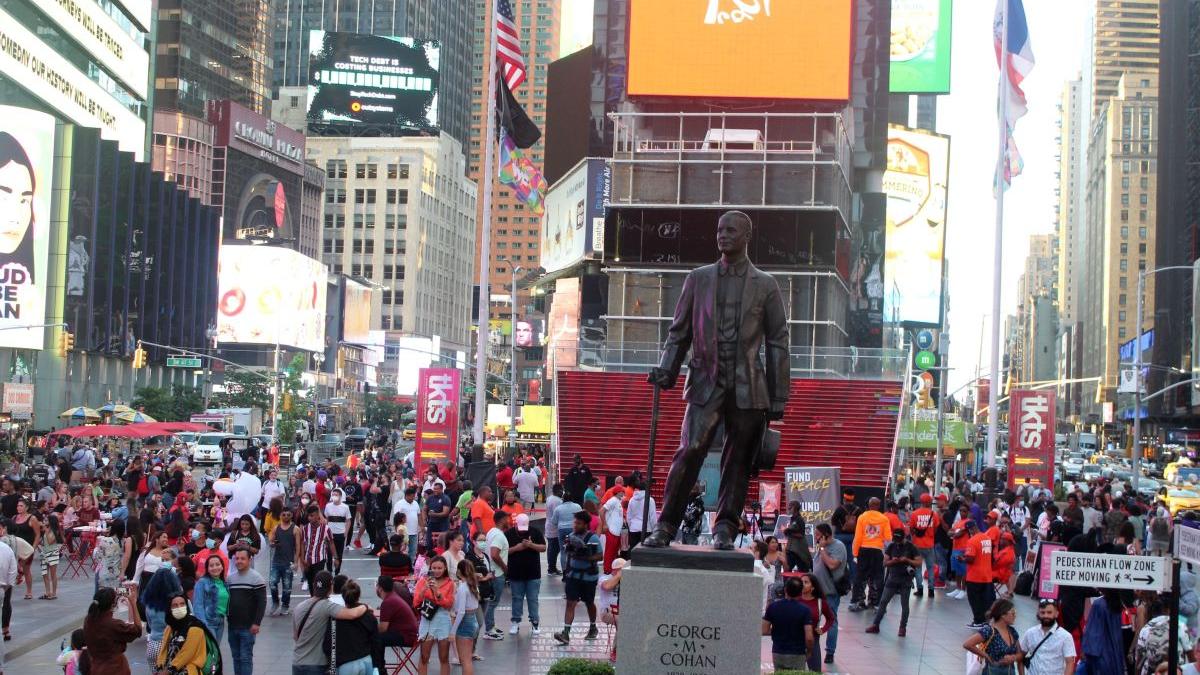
[641,384,661,547]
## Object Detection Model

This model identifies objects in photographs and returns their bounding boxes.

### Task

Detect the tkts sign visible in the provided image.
[1007,389,1056,490]
[415,367,461,470]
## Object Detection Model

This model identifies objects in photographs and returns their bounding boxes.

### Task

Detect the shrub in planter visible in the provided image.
[546,658,617,675]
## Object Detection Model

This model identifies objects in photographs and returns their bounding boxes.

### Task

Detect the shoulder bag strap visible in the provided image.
[294,600,319,640]
[1026,627,1056,663]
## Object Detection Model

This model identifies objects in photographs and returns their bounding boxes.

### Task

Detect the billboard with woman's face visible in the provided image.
[0,107,54,349]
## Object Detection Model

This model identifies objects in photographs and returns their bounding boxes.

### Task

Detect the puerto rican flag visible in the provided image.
[994,0,1034,188]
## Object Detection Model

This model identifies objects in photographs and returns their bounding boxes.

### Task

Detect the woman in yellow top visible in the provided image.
[155,593,220,675]
[262,497,284,541]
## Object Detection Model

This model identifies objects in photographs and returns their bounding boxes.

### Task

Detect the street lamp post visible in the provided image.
[313,351,325,440]
[203,325,218,409]
[510,265,523,448]
[1132,265,1194,494]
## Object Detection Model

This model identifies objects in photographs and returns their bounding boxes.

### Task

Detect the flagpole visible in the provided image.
[473,1,501,446]
[986,0,1009,475]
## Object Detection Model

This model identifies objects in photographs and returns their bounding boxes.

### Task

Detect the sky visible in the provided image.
[939,0,1088,395]
[556,1,1091,396]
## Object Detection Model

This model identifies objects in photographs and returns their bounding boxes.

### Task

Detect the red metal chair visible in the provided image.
[386,644,419,675]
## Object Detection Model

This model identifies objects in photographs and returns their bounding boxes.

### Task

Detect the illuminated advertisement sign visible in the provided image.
[37,0,151,99]
[541,158,609,274]
[0,6,145,158]
[547,277,581,376]
[0,107,54,349]
[415,367,460,469]
[207,100,306,174]
[890,0,954,94]
[216,246,328,352]
[627,0,853,100]
[342,278,374,345]
[1008,389,1056,489]
[882,125,950,326]
[307,31,439,131]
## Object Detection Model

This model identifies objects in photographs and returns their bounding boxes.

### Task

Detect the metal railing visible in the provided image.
[547,342,908,381]
[608,111,853,229]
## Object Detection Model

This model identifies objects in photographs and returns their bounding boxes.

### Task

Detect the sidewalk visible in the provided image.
[3,562,97,665]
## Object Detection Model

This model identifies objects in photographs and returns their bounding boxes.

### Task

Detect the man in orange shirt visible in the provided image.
[961,519,995,628]
[499,488,526,518]
[599,476,631,508]
[908,493,941,598]
[470,486,496,539]
[849,497,891,612]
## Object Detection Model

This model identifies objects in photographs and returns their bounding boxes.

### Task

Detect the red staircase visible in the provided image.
[555,371,902,500]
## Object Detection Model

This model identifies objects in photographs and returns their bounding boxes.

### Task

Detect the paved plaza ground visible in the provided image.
[3,543,1041,674]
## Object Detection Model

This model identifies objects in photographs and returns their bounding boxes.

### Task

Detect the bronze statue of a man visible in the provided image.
[643,210,790,551]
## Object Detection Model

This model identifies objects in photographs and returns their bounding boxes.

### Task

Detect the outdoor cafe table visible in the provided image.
[65,524,107,579]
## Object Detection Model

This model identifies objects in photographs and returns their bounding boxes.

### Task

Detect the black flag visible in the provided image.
[496,77,541,149]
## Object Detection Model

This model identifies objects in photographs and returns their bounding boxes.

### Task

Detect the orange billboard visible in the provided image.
[627,0,854,101]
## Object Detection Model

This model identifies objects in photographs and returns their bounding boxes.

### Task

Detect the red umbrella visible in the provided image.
[57,424,158,439]
[133,421,211,434]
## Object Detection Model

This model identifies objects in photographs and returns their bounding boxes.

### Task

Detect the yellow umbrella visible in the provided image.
[115,410,157,423]
[59,406,100,420]
[99,403,134,414]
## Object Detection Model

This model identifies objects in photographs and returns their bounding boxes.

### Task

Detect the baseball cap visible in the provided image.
[612,558,629,571]
[935,494,948,502]
[920,494,932,504]
[987,510,1001,520]
[516,514,530,531]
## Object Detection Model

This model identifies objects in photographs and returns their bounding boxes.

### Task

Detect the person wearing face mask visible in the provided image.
[140,549,183,667]
[182,523,207,558]
[1019,599,1075,675]
[259,470,285,520]
[156,592,220,675]
[192,529,230,579]
[324,488,350,573]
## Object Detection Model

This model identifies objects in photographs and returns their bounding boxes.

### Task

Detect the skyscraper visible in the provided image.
[470,0,562,320]
[155,0,275,117]
[270,0,474,148]
[1091,0,1160,118]
[1057,78,1084,327]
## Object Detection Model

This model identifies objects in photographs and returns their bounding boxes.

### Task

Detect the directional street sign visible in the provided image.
[166,356,202,368]
[1176,523,1200,567]
[1049,550,1170,592]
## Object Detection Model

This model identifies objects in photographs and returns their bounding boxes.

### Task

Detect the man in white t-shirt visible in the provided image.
[324,488,351,573]
[483,511,512,639]
[600,493,625,574]
[390,486,422,560]
[514,466,539,510]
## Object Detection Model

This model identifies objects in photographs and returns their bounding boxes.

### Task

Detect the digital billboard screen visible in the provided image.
[216,246,328,352]
[307,31,439,131]
[541,158,609,274]
[627,0,853,101]
[890,0,954,94]
[0,107,55,349]
[343,278,373,345]
[882,125,950,326]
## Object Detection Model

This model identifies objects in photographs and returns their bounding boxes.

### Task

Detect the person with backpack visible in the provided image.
[831,489,860,583]
[811,523,847,666]
[908,493,940,598]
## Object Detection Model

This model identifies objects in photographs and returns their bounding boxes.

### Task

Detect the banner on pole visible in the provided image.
[759,481,782,517]
[415,367,461,470]
[778,467,841,547]
[1038,541,1066,600]
[1007,389,1056,490]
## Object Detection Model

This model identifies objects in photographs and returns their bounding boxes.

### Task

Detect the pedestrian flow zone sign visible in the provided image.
[1049,550,1170,592]
[1176,523,1200,567]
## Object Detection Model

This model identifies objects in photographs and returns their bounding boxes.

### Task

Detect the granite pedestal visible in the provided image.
[615,545,762,675]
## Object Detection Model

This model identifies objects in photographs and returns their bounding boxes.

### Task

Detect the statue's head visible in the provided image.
[716,210,752,257]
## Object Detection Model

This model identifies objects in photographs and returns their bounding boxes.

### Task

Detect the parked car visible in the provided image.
[1080,464,1103,482]
[1063,454,1086,479]
[192,432,230,466]
[316,434,344,453]
[1160,485,1200,515]
[344,427,371,451]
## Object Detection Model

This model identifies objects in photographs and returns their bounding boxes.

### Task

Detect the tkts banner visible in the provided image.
[780,467,841,546]
[1007,389,1056,489]
[415,367,461,470]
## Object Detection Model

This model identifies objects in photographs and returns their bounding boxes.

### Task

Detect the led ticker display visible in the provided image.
[308,31,439,131]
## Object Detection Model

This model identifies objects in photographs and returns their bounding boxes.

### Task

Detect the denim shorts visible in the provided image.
[455,611,479,639]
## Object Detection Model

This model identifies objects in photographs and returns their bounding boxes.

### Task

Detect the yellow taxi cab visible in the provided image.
[402,423,416,440]
[1164,458,1194,483]
[1158,484,1200,515]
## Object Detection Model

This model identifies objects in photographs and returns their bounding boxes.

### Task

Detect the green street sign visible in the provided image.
[915,350,937,370]
[166,356,202,368]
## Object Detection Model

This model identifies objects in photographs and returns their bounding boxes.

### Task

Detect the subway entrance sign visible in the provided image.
[1049,550,1170,592]
[166,356,203,368]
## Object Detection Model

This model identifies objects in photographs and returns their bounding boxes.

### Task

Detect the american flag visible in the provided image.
[495,0,527,91]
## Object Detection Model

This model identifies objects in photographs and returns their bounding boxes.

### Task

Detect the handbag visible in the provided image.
[965,628,996,675]
[417,598,438,620]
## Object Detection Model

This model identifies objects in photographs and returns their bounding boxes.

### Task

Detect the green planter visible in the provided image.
[546,658,616,675]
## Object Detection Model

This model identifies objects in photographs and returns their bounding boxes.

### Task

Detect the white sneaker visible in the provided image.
[531,625,541,635]
[509,624,520,635]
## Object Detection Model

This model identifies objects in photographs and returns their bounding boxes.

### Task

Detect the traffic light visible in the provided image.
[132,343,147,369]
[57,331,74,357]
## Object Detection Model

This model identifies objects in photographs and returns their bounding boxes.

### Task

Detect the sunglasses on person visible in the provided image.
[1038,599,1058,608]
